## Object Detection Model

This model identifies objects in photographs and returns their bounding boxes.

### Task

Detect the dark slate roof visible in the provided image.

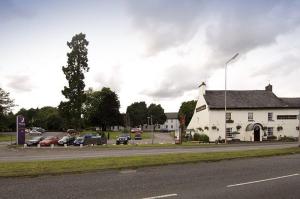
[165,112,178,119]
[203,90,297,109]
[280,98,300,108]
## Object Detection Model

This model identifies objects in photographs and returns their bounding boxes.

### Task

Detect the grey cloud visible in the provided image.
[7,75,33,92]
[130,0,300,98]
[142,64,206,98]
[94,65,122,91]
[0,0,35,22]
[127,0,204,55]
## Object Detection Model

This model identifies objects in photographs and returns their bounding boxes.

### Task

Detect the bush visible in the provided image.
[267,135,277,140]
[278,136,297,142]
[193,133,209,142]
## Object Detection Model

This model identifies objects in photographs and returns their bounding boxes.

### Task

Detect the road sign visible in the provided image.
[16,115,26,145]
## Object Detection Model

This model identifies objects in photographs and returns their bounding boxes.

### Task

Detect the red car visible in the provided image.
[39,136,59,146]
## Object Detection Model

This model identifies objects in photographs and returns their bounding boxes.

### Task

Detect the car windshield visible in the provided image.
[31,136,42,141]
[76,137,83,142]
[45,137,54,140]
[61,136,69,141]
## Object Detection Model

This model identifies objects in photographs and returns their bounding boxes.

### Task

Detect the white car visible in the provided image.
[29,130,42,135]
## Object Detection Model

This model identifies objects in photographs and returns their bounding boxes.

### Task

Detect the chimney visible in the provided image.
[265,84,272,92]
[198,82,206,95]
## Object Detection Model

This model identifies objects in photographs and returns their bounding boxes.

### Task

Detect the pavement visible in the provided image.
[0,153,299,199]
[0,142,297,162]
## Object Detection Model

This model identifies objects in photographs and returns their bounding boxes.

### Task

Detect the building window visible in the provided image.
[166,125,168,129]
[171,119,173,123]
[226,128,233,138]
[171,125,173,129]
[267,127,273,136]
[248,112,253,121]
[268,112,273,121]
[277,115,297,120]
[226,112,231,120]
[158,125,160,129]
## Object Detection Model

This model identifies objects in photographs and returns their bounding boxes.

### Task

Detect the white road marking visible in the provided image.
[142,193,178,199]
[227,173,299,188]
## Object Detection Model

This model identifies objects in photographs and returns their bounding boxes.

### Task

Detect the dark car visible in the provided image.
[116,135,129,145]
[73,134,107,146]
[26,136,44,146]
[58,136,76,146]
[134,133,142,140]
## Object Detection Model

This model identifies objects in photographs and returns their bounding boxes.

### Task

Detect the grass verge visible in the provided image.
[0,134,15,142]
[1,147,300,178]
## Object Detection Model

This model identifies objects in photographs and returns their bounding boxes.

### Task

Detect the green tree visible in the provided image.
[126,102,147,128]
[60,33,89,129]
[0,88,15,115]
[178,100,197,126]
[147,103,166,130]
[0,88,15,131]
[84,87,121,131]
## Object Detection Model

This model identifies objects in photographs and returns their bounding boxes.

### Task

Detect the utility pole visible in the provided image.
[298,110,300,147]
[224,53,239,144]
[151,116,154,144]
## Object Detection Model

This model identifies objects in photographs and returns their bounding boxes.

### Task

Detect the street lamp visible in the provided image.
[298,110,300,147]
[225,53,239,144]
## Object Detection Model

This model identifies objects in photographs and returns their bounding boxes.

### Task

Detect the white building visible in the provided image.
[143,112,180,132]
[187,83,300,142]
[159,112,180,132]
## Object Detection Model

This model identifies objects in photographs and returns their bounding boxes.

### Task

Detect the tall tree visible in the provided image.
[178,100,197,126]
[147,103,166,130]
[126,102,147,128]
[0,88,15,115]
[59,33,89,129]
[84,87,121,131]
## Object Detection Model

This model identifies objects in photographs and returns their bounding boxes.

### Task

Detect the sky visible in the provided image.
[1,0,300,113]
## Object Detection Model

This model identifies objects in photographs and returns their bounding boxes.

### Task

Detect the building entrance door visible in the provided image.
[254,126,260,141]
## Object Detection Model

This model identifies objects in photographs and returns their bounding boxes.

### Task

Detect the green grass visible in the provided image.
[1,147,300,177]
[0,134,15,142]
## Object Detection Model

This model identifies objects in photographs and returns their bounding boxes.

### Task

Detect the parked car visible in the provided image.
[73,134,107,146]
[116,135,129,145]
[29,129,42,135]
[58,136,76,146]
[134,133,142,140]
[26,136,44,146]
[32,127,46,133]
[39,136,59,146]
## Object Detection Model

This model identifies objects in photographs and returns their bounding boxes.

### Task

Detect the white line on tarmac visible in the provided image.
[142,193,178,199]
[227,173,299,188]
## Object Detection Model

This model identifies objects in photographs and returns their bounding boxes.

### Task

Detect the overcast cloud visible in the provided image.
[1,0,300,112]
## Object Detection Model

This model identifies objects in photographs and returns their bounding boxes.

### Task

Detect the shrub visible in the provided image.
[212,126,217,130]
[204,126,209,130]
[194,133,209,142]
[267,135,277,140]
[277,126,283,131]
[193,133,201,141]
[199,134,209,143]
[236,125,242,130]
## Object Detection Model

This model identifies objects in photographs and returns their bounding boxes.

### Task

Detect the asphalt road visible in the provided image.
[1,154,299,199]
[0,143,297,162]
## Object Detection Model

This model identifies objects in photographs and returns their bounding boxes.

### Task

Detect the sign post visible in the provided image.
[298,111,300,147]
[16,115,26,145]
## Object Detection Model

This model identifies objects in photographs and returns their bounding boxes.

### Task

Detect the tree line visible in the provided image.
[0,33,197,132]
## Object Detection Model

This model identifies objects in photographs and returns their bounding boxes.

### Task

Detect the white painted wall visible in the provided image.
[187,84,300,142]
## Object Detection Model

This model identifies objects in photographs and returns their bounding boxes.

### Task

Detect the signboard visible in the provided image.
[16,115,26,145]
[196,105,206,112]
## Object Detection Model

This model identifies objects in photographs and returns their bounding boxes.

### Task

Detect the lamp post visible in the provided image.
[150,115,154,144]
[298,110,300,147]
[225,53,239,144]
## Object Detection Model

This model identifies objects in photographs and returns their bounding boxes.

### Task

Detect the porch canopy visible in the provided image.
[245,123,264,131]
